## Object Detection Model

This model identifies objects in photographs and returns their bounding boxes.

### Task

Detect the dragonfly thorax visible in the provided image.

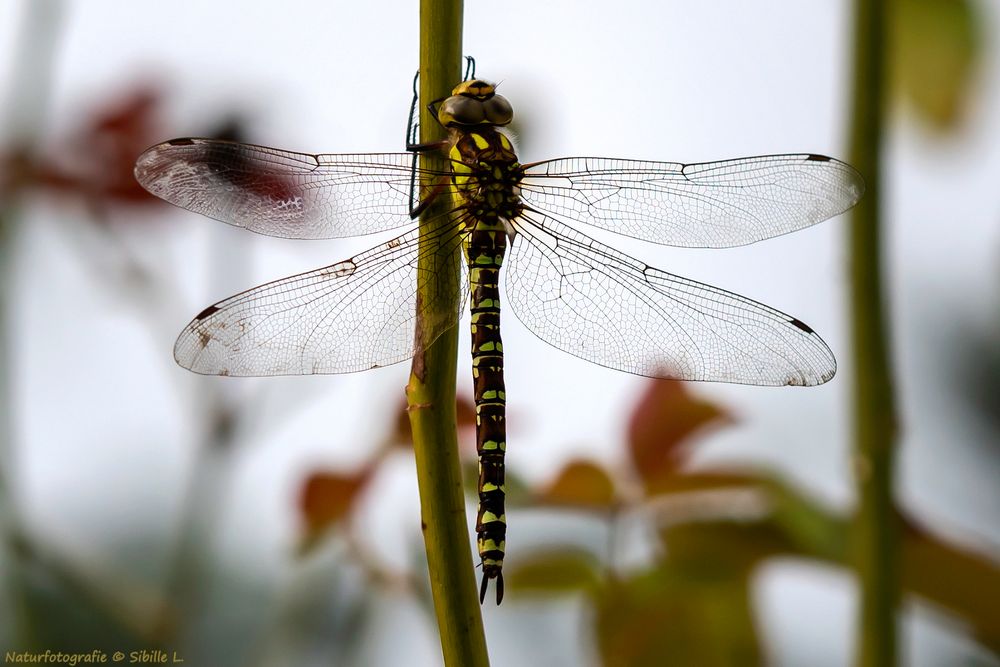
[449,128,524,224]
[438,79,513,128]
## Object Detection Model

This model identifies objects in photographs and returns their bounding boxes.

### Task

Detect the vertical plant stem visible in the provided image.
[848,0,899,664]
[405,1,489,665]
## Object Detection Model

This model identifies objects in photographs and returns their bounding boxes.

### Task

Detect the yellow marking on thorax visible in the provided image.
[471,133,490,150]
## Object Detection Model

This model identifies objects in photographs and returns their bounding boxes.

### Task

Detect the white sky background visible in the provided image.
[2,1,999,665]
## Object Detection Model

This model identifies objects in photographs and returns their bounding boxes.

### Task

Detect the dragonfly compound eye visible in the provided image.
[439,94,487,127]
[483,95,513,126]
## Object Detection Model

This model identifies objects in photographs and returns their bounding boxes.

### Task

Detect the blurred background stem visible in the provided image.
[0,0,64,647]
[848,0,900,665]
[405,1,490,664]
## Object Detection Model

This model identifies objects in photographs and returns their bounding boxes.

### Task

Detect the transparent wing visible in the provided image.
[520,154,864,248]
[505,212,836,386]
[174,224,467,376]
[135,138,448,239]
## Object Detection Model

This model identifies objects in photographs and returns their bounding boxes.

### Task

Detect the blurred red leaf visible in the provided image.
[627,381,731,491]
[1,82,250,217]
[455,394,477,430]
[298,467,372,552]
[536,459,618,510]
[391,400,411,446]
[34,85,166,207]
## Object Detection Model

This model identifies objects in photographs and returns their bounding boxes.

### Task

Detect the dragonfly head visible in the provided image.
[438,79,513,128]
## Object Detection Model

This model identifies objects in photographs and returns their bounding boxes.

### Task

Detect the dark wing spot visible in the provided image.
[806,154,831,162]
[789,317,814,333]
[197,329,211,349]
[195,304,221,321]
[321,260,357,278]
[333,260,357,277]
[167,138,196,146]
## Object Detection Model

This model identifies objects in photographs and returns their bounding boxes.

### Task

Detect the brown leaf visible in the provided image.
[297,468,371,552]
[900,513,1000,650]
[627,381,731,491]
[536,459,618,509]
[391,399,412,447]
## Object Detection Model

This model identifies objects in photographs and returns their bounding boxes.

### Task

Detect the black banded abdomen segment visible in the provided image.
[466,227,508,604]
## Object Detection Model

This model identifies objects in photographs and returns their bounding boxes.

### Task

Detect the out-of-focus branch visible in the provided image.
[848,0,899,664]
[0,0,65,647]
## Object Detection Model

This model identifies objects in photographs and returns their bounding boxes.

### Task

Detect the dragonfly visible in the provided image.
[134,71,863,605]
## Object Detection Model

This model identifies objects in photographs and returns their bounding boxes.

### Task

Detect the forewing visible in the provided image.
[504,213,836,386]
[135,139,432,239]
[520,154,863,248]
[174,225,466,376]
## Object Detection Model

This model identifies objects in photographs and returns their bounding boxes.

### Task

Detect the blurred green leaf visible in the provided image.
[627,381,731,493]
[893,0,981,129]
[8,530,170,650]
[661,519,790,575]
[513,462,999,660]
[653,471,1000,653]
[757,475,850,562]
[535,459,618,509]
[646,471,847,561]
[643,469,758,497]
[595,563,759,667]
[504,548,603,596]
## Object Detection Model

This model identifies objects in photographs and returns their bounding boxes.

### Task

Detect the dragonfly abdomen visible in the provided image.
[466,226,508,605]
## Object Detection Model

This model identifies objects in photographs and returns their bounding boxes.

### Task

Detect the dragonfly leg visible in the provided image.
[406,138,449,153]
[405,69,421,149]
[404,72,449,150]
[408,177,451,219]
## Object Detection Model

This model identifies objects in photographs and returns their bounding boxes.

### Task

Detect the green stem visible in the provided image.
[406,2,489,665]
[848,0,899,664]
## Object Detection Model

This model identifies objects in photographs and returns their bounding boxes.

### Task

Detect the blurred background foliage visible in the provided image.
[892,0,982,130]
[1,0,998,665]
